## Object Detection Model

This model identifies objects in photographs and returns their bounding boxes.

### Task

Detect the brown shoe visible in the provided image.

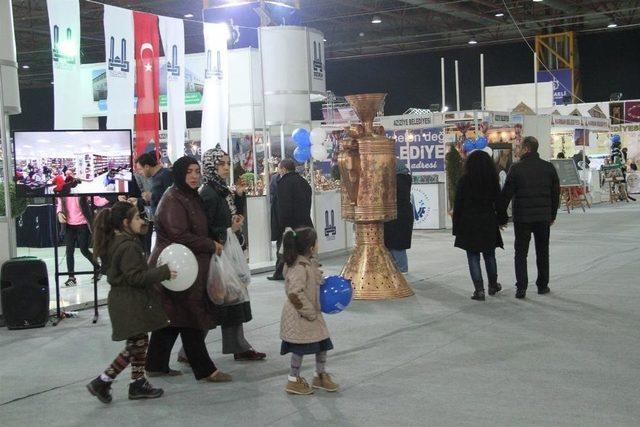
[147,368,182,377]
[234,349,267,361]
[205,370,233,383]
[285,376,313,395]
[312,373,339,392]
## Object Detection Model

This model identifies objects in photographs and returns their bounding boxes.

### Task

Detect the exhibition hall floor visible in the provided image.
[1,202,639,426]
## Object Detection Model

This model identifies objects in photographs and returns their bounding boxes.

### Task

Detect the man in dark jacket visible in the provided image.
[267,171,283,280]
[268,159,313,280]
[499,136,560,299]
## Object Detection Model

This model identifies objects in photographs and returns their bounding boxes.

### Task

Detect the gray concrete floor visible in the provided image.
[1,202,639,427]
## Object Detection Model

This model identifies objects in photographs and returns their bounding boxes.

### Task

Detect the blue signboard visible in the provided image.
[537,68,573,105]
[385,128,446,173]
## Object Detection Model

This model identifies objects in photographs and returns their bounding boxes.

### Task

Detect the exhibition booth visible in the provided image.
[3,0,637,316]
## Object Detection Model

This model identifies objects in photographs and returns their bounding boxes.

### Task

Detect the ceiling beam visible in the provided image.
[397,0,498,25]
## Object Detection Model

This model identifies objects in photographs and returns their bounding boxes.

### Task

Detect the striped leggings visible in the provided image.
[104,333,148,381]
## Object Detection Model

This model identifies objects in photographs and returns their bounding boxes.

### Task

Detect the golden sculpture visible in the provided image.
[338,93,414,300]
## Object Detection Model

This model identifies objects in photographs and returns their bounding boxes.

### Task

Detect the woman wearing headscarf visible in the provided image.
[196,145,266,361]
[145,156,232,383]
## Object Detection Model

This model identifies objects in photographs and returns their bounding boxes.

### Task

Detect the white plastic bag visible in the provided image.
[206,229,250,306]
[223,229,251,285]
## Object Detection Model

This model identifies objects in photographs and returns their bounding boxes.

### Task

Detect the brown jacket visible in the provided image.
[280,256,330,344]
[149,185,218,331]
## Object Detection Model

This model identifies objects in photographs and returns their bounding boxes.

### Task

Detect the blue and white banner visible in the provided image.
[47,0,82,129]
[385,127,446,173]
[201,23,229,153]
[159,16,186,162]
[537,68,572,106]
[104,5,135,131]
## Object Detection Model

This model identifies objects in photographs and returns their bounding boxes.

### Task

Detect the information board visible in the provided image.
[550,159,581,187]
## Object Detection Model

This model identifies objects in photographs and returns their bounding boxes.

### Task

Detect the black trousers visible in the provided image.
[64,224,98,275]
[273,237,284,279]
[514,221,551,290]
[146,326,216,380]
[140,221,154,255]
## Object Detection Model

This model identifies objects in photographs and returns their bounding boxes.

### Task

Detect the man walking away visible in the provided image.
[269,159,313,281]
[498,136,560,299]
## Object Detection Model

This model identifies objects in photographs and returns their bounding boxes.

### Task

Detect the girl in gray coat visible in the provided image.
[280,227,339,395]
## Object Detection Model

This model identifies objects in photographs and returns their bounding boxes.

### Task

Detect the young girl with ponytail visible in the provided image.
[86,202,176,404]
[280,227,339,395]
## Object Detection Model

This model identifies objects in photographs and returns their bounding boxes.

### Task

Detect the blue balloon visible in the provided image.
[475,136,488,150]
[612,134,621,143]
[320,276,353,314]
[292,128,311,148]
[463,139,475,153]
[293,146,311,163]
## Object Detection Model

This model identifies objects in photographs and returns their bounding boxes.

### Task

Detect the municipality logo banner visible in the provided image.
[47,0,82,129]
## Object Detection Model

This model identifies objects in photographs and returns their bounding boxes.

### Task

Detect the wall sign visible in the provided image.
[385,127,445,173]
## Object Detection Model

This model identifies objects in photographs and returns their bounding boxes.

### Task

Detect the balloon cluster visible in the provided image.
[462,136,492,155]
[291,127,330,163]
[611,134,621,145]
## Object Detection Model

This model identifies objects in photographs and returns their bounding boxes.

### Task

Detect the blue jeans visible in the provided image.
[466,250,497,285]
[390,249,408,273]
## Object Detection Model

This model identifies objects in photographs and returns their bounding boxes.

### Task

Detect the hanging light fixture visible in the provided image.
[371,15,382,24]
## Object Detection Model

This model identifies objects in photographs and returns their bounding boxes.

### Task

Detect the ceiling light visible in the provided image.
[183,13,194,18]
[468,38,478,45]
[359,32,365,37]
[532,0,543,2]
[495,12,504,17]
[607,22,618,28]
[21,64,30,69]
[323,38,327,42]
[371,16,382,24]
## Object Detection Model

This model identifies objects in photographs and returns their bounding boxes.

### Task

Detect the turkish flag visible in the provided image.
[134,12,160,159]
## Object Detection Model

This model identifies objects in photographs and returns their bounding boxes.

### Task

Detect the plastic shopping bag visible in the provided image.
[206,229,250,306]
[223,229,251,285]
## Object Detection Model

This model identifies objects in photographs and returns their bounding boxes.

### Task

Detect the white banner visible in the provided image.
[201,23,229,153]
[159,16,186,162]
[47,0,82,129]
[308,29,326,96]
[104,5,135,131]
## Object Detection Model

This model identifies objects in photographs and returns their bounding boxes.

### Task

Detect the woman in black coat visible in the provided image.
[197,145,266,361]
[384,163,414,273]
[453,149,504,301]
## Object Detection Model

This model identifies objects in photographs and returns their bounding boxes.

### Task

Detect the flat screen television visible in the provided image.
[12,130,133,197]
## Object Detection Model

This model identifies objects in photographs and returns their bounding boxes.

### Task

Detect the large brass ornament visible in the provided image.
[339,93,414,300]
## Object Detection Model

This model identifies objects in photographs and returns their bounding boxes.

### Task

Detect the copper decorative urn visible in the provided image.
[338,93,414,300]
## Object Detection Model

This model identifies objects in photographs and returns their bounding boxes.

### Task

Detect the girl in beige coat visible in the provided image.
[280,227,339,395]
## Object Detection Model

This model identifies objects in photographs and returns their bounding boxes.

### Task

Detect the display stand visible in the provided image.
[51,195,99,326]
[560,187,587,213]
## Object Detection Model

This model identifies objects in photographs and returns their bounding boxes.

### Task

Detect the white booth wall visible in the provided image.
[486,82,554,112]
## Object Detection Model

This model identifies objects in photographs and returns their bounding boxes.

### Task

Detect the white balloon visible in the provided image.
[158,243,198,292]
[310,128,327,146]
[482,146,493,156]
[311,143,329,160]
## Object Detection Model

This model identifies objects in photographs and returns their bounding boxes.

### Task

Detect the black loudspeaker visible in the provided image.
[1,257,49,330]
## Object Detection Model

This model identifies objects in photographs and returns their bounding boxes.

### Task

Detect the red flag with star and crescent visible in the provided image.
[133,11,160,159]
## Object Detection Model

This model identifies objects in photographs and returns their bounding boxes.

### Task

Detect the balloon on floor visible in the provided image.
[320,275,353,314]
[158,243,197,291]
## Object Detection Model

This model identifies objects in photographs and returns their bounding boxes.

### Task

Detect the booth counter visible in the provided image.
[313,189,350,255]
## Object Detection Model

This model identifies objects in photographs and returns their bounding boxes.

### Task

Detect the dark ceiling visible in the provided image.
[11,0,640,88]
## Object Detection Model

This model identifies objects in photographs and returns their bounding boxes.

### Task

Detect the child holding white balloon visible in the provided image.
[86,201,177,404]
[280,227,339,395]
